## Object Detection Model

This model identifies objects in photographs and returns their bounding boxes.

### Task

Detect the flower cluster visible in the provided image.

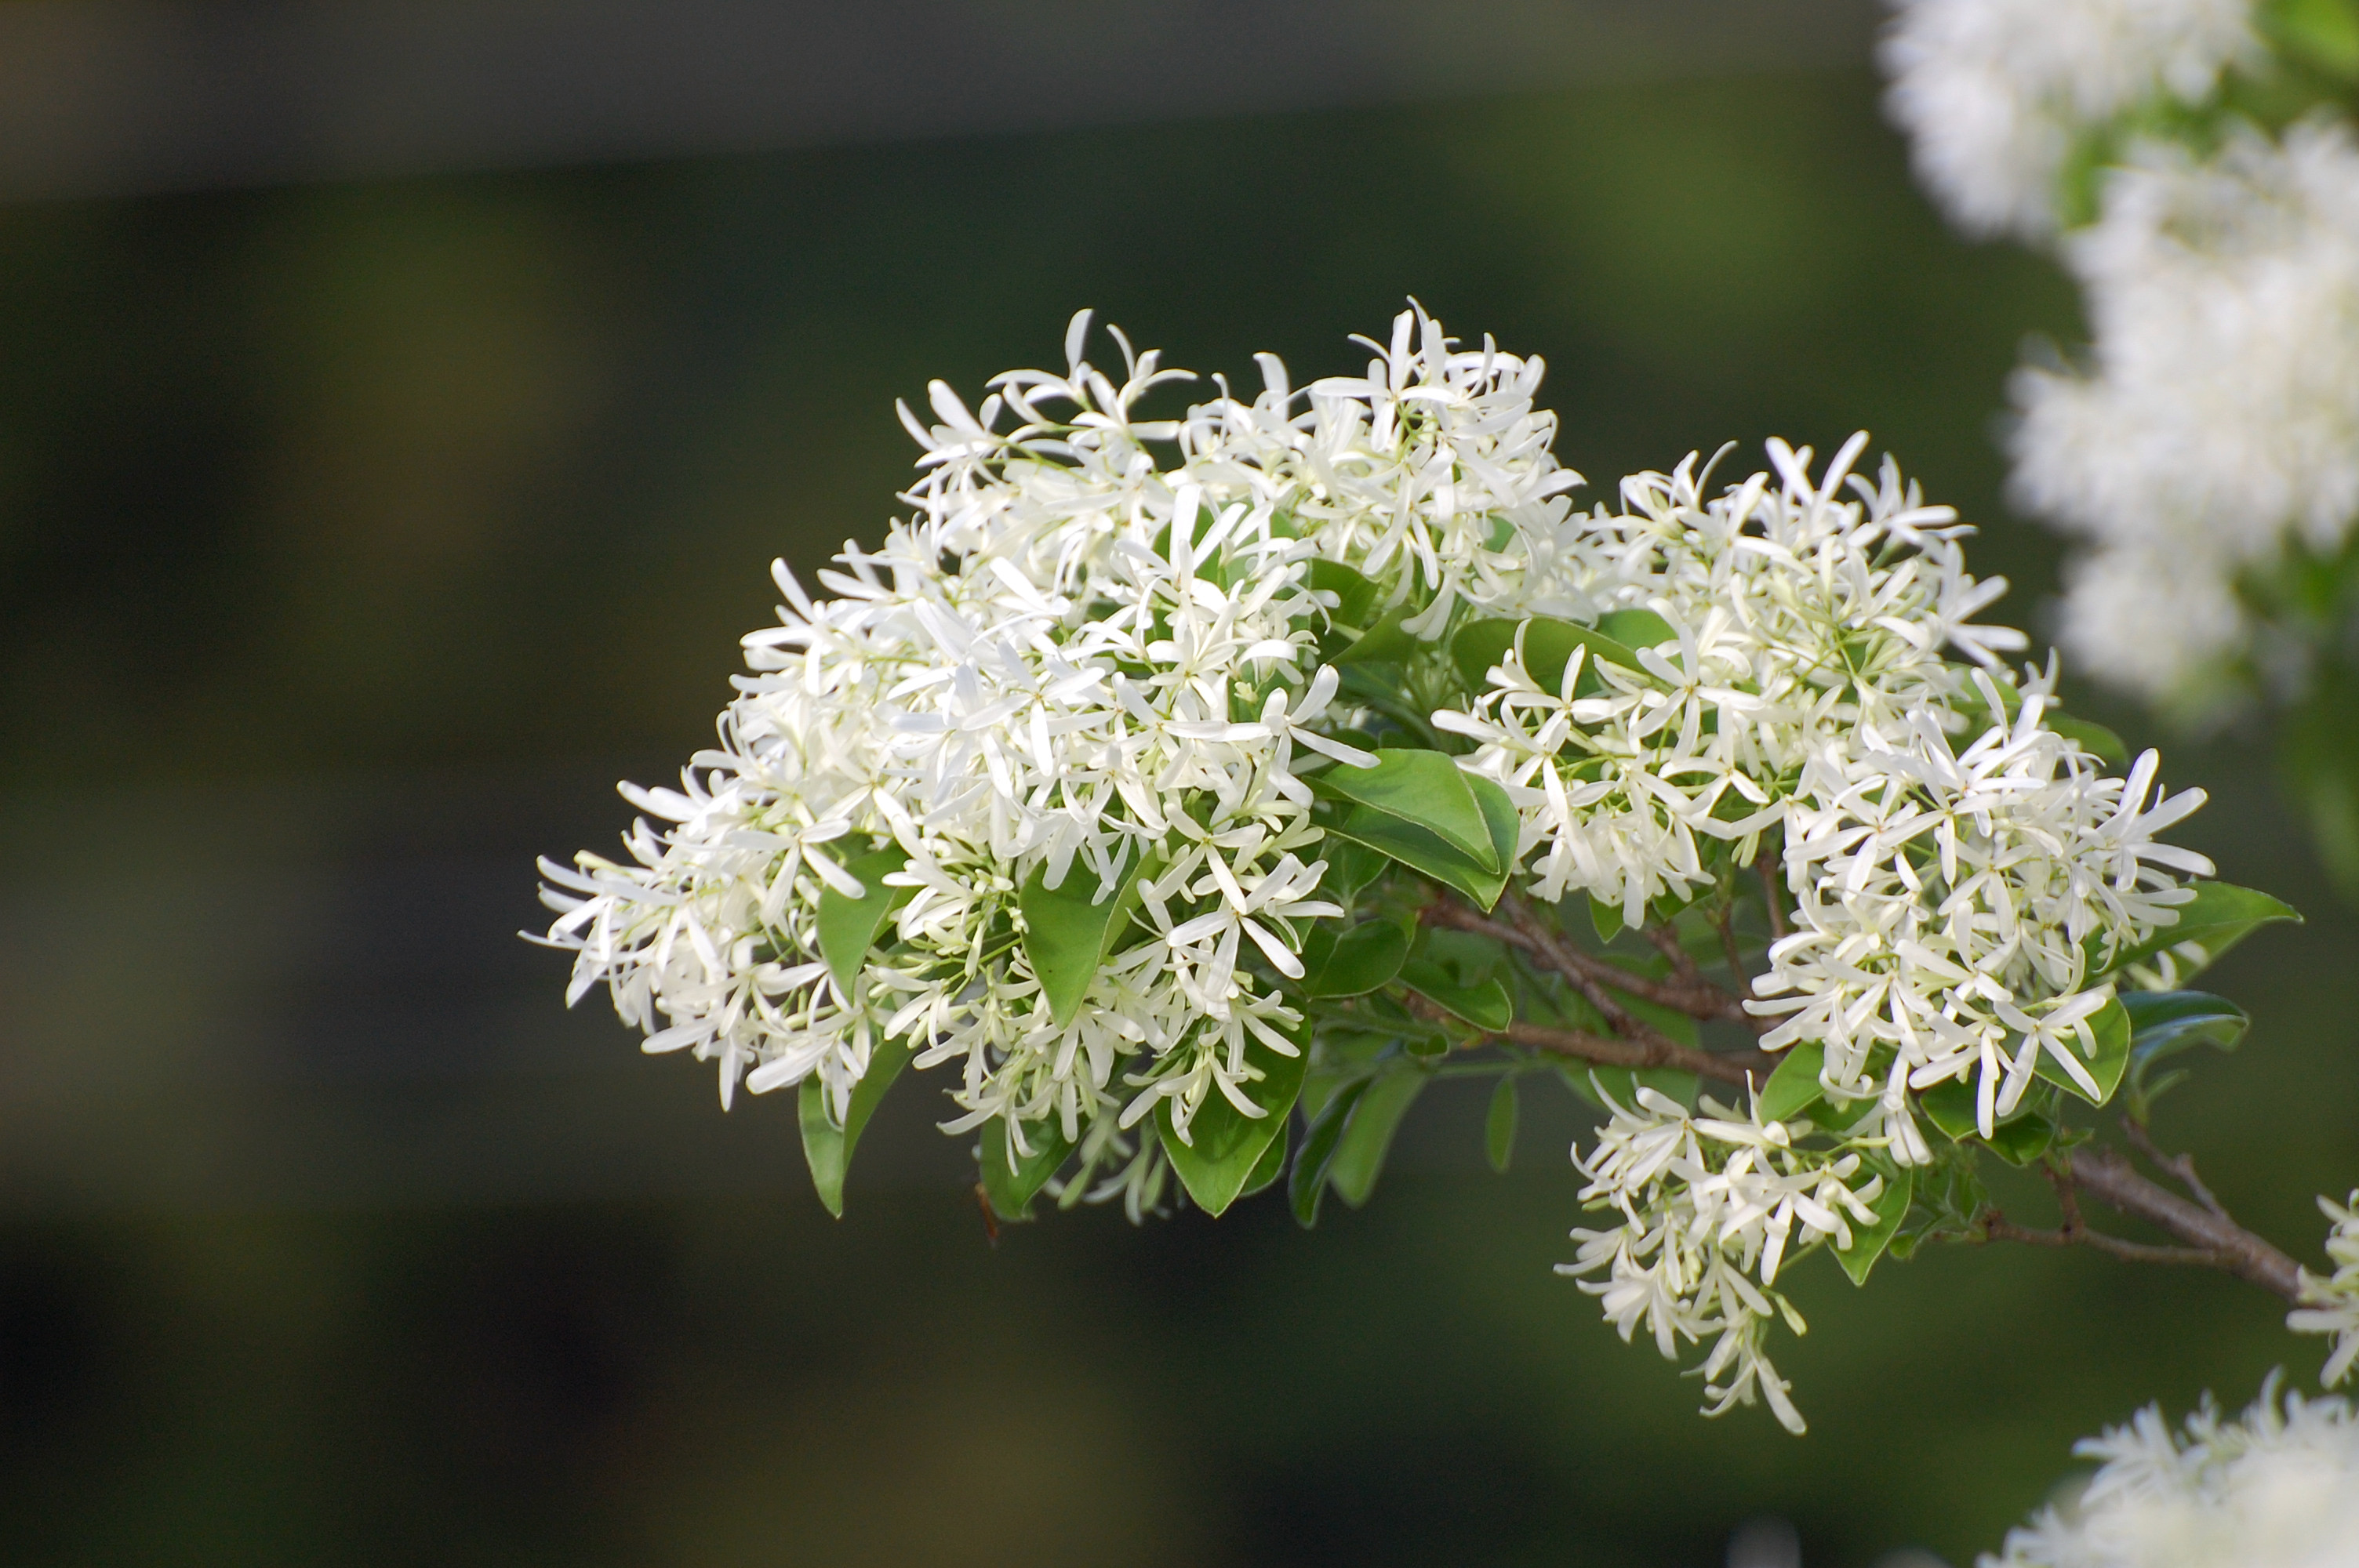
[2018,121,2359,710]
[1985,1377,2359,1568]
[2290,1189,2359,1386]
[1881,0,2255,240]
[536,306,1577,1210]
[1562,1084,1891,1435]
[1442,436,2210,1152]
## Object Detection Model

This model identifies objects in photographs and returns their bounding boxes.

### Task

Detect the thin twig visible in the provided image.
[1424,898,1757,1029]
[1979,1210,2229,1269]
[1500,1020,1771,1089]
[1716,906,1751,994]
[1642,922,1709,988]
[2120,1116,2229,1218]
[2066,1145,2304,1301]
[1755,851,1788,942]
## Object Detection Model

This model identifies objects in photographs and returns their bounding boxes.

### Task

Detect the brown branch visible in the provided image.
[1755,851,1788,942]
[1425,898,1755,1030]
[1500,1020,1772,1090]
[1642,921,1708,988]
[1979,1210,2230,1269]
[2120,1116,2229,1219]
[1716,906,1750,993]
[2064,1145,2304,1301]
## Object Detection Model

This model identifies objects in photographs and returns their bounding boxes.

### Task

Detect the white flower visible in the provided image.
[2290,1190,2359,1387]
[2013,121,2359,710]
[1882,0,2256,239]
[1559,1084,1889,1436]
[1983,1377,2359,1568]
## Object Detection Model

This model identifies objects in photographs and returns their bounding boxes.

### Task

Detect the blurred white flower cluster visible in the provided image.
[535,306,1579,1211]
[1886,0,2359,719]
[1564,1085,1891,1435]
[2290,1189,2359,1385]
[1985,1378,2359,1568]
[1883,0,2255,240]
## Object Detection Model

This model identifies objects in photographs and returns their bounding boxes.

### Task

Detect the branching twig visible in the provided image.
[1424,898,1757,1030]
[2064,1145,2304,1301]
[1978,1210,2229,1269]
[1715,906,1751,994]
[1500,1019,1772,1089]
[2120,1116,2229,1219]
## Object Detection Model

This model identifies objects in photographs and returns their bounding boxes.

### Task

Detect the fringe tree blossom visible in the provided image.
[2290,1190,2359,1386]
[1562,1085,1890,1435]
[1985,1377,2359,1568]
[1882,0,2255,240]
[535,306,1577,1213]
[2017,122,2359,710]
[537,307,2300,1437]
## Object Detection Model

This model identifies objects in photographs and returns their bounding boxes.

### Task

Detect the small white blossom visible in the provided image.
[2014,121,2359,710]
[2289,1189,2359,1387]
[1560,1084,1891,1435]
[1983,1377,2359,1568]
[1882,0,2255,239]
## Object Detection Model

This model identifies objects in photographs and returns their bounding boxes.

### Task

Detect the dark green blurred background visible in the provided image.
[2,45,2354,1568]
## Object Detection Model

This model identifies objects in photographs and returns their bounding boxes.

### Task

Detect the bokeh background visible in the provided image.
[1,4,2354,1564]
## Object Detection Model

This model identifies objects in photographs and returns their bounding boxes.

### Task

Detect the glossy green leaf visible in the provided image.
[1450,615,1645,696]
[1982,1111,2056,1167]
[2032,996,2133,1106]
[2125,989,2249,1058]
[1916,1076,1979,1144]
[1299,920,1411,998]
[1307,559,1380,629]
[798,1036,914,1218]
[1589,895,1623,944]
[1595,608,1676,652]
[980,1115,1074,1221]
[1399,958,1514,1032]
[2047,713,2129,768]
[1834,1165,1914,1287]
[1318,838,1390,907]
[1324,810,1504,909]
[1326,1065,1426,1209]
[1754,1042,1827,1126]
[816,844,916,995]
[1158,1023,1310,1217]
[1240,1121,1288,1199]
[1314,750,1497,871]
[1290,1076,1372,1228]
[1020,853,1152,1029]
[1332,605,1422,665]
[1485,1075,1519,1173]
[2095,882,2301,980]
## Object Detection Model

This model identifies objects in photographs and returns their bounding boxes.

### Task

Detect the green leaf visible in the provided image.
[1240,1121,1288,1199]
[1595,608,1676,652]
[1398,958,1514,1032]
[1290,1076,1372,1228]
[2047,713,2129,768]
[1314,750,1498,872]
[1916,1076,1979,1143]
[1332,604,1422,665]
[1327,1064,1426,1209]
[2124,989,2250,1059]
[980,1115,1075,1221]
[2032,996,2133,1106]
[1307,558,1380,628]
[798,1036,914,1218]
[1450,615,1645,696]
[1324,809,1506,910]
[1982,1111,2056,1167]
[2267,0,2359,76]
[1834,1165,1914,1287]
[2095,882,2302,981]
[1158,1023,1310,1217]
[1318,839,1389,907]
[1588,895,1623,944]
[1299,920,1411,998]
[1020,853,1152,1029]
[1485,1075,1518,1173]
[1559,1062,1698,1110]
[1754,1042,1827,1126]
[816,844,916,995]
